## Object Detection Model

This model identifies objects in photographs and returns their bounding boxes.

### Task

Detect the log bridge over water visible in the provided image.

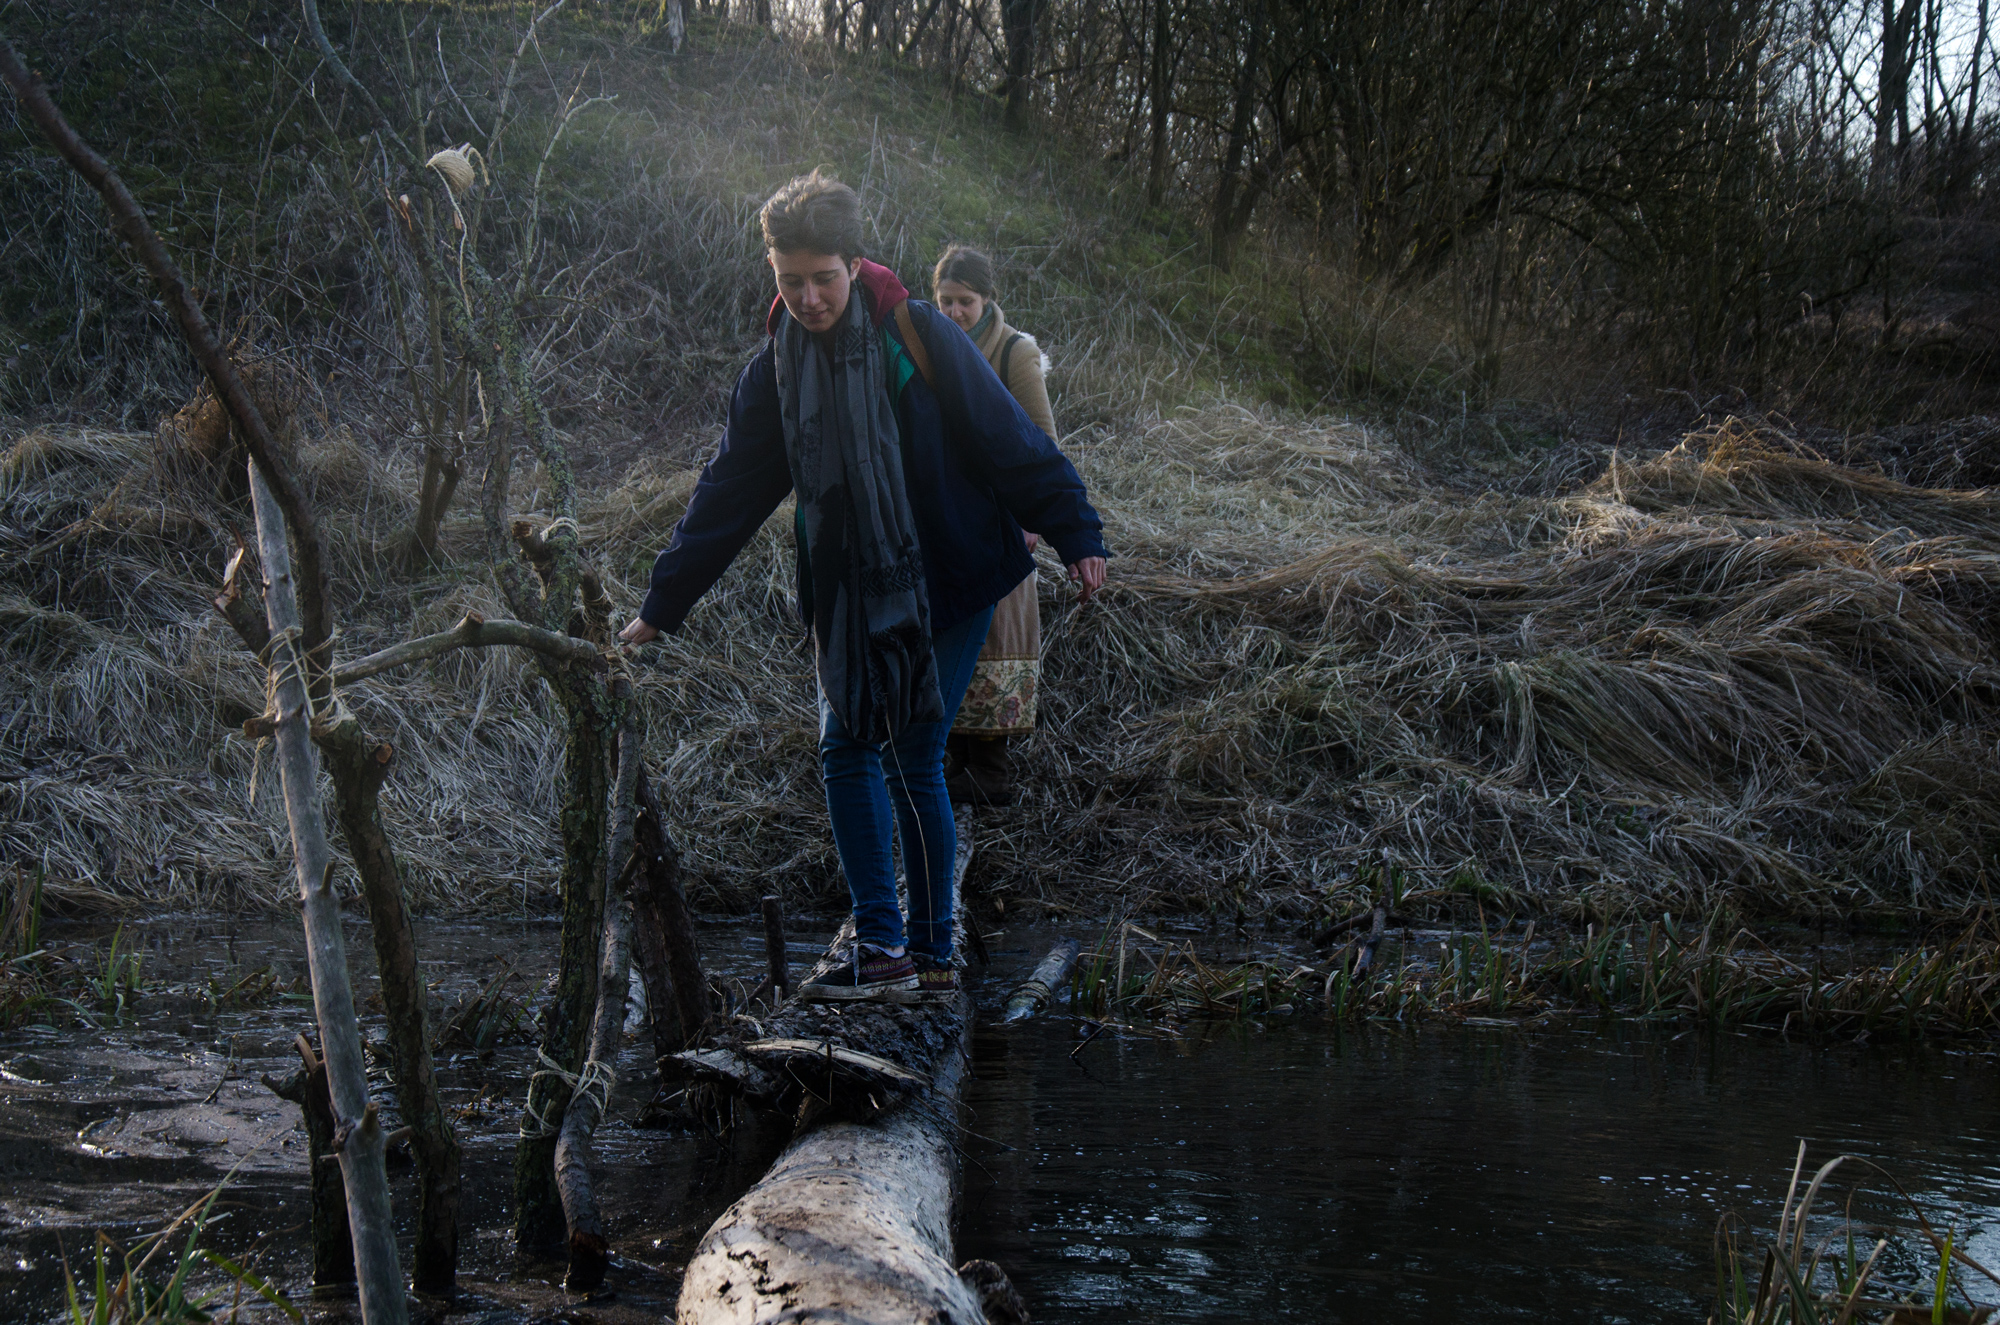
[669,840,1029,1325]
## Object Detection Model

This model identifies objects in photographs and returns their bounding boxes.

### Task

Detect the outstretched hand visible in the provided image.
[1067,556,1107,604]
[618,617,660,645]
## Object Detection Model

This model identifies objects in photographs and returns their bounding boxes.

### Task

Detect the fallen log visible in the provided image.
[674,838,994,1324]
[1003,937,1080,1023]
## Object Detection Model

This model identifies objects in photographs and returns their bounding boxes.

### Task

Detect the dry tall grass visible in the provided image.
[5,405,1999,921]
[6,11,1999,921]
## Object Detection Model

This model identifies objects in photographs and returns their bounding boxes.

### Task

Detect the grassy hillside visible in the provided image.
[5,3,2000,925]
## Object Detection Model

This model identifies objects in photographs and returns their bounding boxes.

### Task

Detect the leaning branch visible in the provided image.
[332,611,608,686]
[0,36,334,662]
[248,462,407,1325]
[298,0,410,159]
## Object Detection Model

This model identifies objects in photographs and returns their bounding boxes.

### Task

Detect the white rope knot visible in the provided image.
[518,1049,617,1138]
[258,625,316,722]
[257,626,344,726]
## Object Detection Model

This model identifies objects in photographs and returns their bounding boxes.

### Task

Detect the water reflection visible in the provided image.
[960,1009,2000,1322]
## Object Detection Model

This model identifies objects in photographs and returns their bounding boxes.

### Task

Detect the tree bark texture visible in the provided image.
[674,839,978,1324]
[1145,0,1173,206]
[1208,1,1266,270]
[556,688,644,1290]
[318,714,462,1293]
[332,611,606,687]
[248,463,408,1325]
[513,666,611,1248]
[1000,0,1045,130]
[674,1038,984,1325]
[760,896,790,1001]
[263,1036,354,1287]
[630,764,710,1066]
[556,888,633,1292]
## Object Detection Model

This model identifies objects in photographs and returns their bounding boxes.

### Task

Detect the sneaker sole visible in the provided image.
[799,978,919,1003]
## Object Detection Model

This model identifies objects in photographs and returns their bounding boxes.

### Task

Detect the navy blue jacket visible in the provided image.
[639,267,1108,637]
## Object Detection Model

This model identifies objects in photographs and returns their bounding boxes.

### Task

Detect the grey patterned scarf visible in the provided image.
[773,283,943,743]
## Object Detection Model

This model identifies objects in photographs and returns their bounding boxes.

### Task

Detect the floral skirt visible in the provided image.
[952,572,1039,736]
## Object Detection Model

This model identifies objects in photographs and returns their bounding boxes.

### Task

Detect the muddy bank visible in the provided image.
[0,916,811,1323]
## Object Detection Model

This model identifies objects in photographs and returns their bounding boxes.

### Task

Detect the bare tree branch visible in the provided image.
[332,612,609,686]
[0,34,335,667]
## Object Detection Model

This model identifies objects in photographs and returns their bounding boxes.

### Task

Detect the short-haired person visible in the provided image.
[618,172,1108,1001]
[932,244,1052,806]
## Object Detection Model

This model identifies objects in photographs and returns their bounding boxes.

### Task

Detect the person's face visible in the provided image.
[935,279,985,332]
[771,248,859,334]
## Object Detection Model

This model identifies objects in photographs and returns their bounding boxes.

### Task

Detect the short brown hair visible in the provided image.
[761,170,865,260]
[932,244,996,299]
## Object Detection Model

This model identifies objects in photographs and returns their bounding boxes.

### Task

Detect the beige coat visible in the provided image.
[974,306,1055,441]
[952,304,1049,736]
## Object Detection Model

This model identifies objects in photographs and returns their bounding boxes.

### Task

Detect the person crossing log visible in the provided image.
[674,841,1018,1324]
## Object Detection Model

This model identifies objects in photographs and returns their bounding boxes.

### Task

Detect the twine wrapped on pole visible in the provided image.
[249,462,408,1325]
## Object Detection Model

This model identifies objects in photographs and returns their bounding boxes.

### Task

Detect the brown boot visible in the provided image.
[946,735,1015,806]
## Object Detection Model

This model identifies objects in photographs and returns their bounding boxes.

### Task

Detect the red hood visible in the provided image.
[766,258,910,336]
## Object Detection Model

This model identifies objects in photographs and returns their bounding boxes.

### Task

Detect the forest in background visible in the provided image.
[7,0,2000,435]
[5,0,2000,926]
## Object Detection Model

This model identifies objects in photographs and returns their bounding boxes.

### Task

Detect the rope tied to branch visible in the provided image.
[258,624,317,722]
[518,1048,617,1138]
[257,625,346,728]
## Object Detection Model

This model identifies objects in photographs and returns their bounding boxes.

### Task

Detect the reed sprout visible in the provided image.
[59,1175,301,1325]
[1711,1147,2000,1324]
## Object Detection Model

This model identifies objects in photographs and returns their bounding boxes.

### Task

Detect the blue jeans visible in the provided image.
[819,606,994,962]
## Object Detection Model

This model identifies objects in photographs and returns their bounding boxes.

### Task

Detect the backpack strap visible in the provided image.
[892,300,936,390]
[998,331,1025,384]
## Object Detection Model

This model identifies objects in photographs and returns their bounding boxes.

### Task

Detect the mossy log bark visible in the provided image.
[673,840,986,1325]
[318,714,462,1293]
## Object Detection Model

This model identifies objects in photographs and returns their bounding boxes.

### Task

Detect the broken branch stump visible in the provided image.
[262,1035,354,1287]
[761,895,789,1002]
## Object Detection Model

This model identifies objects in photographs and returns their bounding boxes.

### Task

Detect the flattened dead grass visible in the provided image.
[3,411,1998,921]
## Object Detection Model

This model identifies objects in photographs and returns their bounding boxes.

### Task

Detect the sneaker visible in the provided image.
[911,955,960,1000]
[799,944,918,1002]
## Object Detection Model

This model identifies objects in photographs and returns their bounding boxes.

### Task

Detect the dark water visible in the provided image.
[957,998,2000,1323]
[2,917,1996,1322]
[0,916,810,1324]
